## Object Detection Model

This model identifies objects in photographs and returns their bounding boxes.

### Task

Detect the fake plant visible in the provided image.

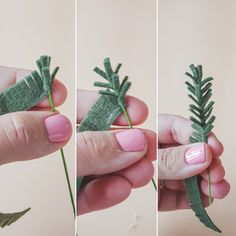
[0,56,75,227]
[78,58,156,192]
[185,64,220,232]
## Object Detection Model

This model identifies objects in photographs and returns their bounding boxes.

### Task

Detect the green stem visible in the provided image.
[207,168,212,205]
[206,138,212,205]
[61,148,76,217]
[122,107,133,128]
[151,178,157,191]
[121,106,157,191]
[48,90,76,217]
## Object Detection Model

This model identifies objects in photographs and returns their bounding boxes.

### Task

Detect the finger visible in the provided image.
[158,114,224,158]
[145,129,157,161]
[116,157,154,188]
[159,180,185,191]
[201,179,230,199]
[36,80,67,107]
[201,159,225,183]
[0,66,19,92]
[0,112,72,165]
[77,89,148,126]
[158,190,210,211]
[77,129,148,176]
[158,143,212,180]
[77,175,131,215]
[16,70,67,107]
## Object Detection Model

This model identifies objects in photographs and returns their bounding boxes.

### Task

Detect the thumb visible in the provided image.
[158,143,212,180]
[0,111,72,165]
[77,129,147,176]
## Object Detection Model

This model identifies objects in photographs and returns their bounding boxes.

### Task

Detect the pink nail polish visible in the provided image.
[185,144,206,165]
[44,114,71,142]
[115,129,146,152]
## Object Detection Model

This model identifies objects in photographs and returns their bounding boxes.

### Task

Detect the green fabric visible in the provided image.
[79,95,122,132]
[185,64,220,233]
[79,58,131,131]
[0,55,57,115]
[0,208,31,228]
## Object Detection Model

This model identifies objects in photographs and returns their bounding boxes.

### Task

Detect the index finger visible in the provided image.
[77,89,149,126]
[158,114,224,158]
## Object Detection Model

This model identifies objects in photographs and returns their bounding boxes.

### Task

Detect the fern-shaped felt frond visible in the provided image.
[185,64,221,233]
[185,65,215,142]
[94,58,131,108]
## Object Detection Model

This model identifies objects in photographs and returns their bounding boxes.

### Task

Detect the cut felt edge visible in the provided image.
[0,207,31,228]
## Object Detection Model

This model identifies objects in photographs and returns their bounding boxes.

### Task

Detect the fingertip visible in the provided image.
[205,143,213,164]
[144,129,157,161]
[117,158,154,188]
[208,132,224,158]
[201,179,230,199]
[36,79,67,107]
[114,95,149,126]
[201,158,225,183]
[77,176,131,214]
[44,114,72,143]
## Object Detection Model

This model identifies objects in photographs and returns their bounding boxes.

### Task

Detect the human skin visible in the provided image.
[158,114,230,211]
[0,66,72,165]
[77,89,156,215]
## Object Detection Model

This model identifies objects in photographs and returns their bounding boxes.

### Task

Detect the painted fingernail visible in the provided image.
[115,129,146,152]
[45,114,71,142]
[185,144,206,165]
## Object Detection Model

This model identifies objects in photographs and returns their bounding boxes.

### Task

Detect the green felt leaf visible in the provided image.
[190,104,201,114]
[0,55,59,116]
[94,81,113,89]
[185,177,221,233]
[104,58,114,80]
[188,94,200,106]
[201,82,212,94]
[114,63,122,74]
[79,58,131,133]
[112,74,120,93]
[185,64,221,233]
[0,208,31,228]
[190,116,202,127]
[201,77,213,87]
[93,67,108,80]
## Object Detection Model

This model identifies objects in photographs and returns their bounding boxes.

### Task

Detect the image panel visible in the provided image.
[0,0,76,235]
[77,0,157,235]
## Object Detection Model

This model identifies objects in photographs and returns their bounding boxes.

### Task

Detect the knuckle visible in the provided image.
[78,131,113,159]
[77,131,115,175]
[159,147,179,178]
[8,113,35,146]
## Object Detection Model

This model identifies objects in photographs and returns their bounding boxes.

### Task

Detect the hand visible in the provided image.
[77,90,156,215]
[0,66,72,165]
[158,114,230,211]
